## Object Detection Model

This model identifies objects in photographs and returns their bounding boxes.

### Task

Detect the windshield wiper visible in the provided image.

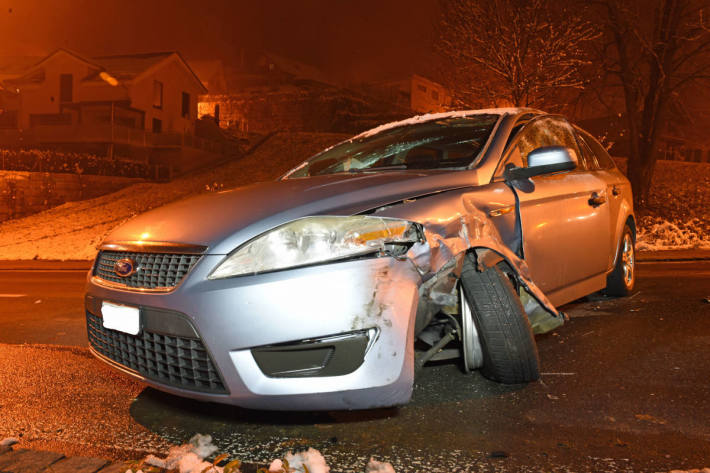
[347,165,408,173]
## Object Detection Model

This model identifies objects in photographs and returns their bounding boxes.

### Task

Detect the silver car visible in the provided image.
[85,108,635,410]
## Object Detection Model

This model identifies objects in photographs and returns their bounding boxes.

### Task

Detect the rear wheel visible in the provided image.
[605,225,635,296]
[459,256,540,384]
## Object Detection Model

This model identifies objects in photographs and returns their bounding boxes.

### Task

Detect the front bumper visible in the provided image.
[85,255,422,410]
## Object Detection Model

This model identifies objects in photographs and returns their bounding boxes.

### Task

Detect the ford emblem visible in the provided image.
[114,258,136,278]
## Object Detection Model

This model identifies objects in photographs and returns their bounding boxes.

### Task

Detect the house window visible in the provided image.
[60,74,73,103]
[431,90,439,100]
[181,92,190,118]
[153,80,163,109]
[152,118,162,133]
[417,84,427,93]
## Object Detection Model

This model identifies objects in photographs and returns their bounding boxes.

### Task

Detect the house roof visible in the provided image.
[92,52,174,81]
[0,49,207,93]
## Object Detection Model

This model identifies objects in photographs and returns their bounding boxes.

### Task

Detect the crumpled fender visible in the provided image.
[372,186,563,331]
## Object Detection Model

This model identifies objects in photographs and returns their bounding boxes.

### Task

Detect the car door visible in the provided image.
[575,127,632,271]
[494,116,611,303]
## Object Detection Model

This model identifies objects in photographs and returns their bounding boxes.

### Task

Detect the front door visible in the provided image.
[496,116,610,301]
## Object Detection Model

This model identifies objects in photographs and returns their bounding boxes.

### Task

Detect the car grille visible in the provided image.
[86,312,227,394]
[94,251,201,290]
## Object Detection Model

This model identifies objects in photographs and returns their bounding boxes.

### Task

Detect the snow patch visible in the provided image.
[353,108,531,139]
[269,448,330,473]
[142,434,221,473]
[366,457,397,473]
[0,437,18,447]
[636,216,710,251]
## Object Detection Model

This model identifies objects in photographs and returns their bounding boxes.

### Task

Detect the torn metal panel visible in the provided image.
[375,186,564,324]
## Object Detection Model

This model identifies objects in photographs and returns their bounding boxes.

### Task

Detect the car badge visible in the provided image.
[114,258,136,278]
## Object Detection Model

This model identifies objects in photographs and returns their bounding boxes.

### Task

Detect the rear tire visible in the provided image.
[459,256,540,384]
[605,225,635,297]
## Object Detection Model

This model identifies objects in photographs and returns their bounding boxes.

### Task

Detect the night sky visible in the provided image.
[0,0,438,83]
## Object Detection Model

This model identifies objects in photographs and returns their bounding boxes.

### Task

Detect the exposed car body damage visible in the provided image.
[85,109,634,410]
[368,185,564,336]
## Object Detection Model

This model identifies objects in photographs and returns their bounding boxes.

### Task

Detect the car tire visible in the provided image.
[605,225,635,297]
[459,256,540,384]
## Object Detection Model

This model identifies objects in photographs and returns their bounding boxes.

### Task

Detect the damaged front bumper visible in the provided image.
[86,254,422,410]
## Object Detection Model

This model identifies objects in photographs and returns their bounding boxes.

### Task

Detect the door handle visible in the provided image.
[588,192,606,207]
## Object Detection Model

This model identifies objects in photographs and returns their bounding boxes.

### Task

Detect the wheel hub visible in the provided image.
[460,284,483,371]
[622,232,634,287]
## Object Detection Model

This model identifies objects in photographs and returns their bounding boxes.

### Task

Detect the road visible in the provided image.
[0,261,708,472]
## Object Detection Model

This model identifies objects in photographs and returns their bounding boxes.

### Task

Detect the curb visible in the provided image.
[1,249,709,270]
[635,249,710,262]
[0,446,129,473]
[0,445,261,473]
[0,260,93,270]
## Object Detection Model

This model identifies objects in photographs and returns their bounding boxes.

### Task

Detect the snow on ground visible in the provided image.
[0,137,707,260]
[637,216,710,250]
[142,434,222,473]
[0,133,346,260]
[129,436,395,473]
[614,158,710,250]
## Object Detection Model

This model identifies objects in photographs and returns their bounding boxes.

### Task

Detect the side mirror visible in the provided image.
[504,146,577,182]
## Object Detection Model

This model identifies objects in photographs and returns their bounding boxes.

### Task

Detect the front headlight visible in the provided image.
[208,216,421,279]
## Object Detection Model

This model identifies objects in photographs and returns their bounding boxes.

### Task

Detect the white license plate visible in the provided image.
[101,301,140,335]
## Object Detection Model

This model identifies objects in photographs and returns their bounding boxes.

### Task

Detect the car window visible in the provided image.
[577,129,617,170]
[495,116,581,179]
[574,132,596,170]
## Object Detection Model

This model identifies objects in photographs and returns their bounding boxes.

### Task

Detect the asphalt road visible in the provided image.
[0,261,708,472]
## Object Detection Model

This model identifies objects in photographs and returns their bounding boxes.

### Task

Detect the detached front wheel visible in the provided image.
[459,256,540,384]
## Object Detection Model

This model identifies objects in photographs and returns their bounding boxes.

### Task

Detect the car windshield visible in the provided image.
[284,114,499,178]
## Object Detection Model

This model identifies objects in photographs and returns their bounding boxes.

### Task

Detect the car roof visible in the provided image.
[353,107,544,140]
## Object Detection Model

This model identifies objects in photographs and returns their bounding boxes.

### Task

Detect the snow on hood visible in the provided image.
[103,170,482,255]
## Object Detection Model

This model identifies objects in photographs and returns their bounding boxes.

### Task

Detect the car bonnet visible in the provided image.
[102,170,482,255]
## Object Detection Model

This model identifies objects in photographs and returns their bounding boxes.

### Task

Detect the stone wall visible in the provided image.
[0,171,142,221]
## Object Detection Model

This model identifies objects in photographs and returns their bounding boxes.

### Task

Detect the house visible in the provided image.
[0,49,221,174]
[190,60,228,94]
[365,74,452,114]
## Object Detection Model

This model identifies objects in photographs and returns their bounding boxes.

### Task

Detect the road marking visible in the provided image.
[0,294,27,298]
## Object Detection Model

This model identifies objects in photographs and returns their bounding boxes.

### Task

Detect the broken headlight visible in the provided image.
[209,216,420,279]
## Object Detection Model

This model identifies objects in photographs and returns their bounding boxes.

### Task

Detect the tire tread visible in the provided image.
[460,257,540,384]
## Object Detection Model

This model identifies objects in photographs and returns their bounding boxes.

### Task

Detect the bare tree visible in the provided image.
[592,0,710,205]
[435,0,599,109]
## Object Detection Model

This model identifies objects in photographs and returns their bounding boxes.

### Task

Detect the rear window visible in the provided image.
[577,129,617,170]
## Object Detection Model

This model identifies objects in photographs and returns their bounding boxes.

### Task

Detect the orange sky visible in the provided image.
[0,0,438,83]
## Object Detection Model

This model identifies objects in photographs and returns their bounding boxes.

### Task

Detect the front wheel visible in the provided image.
[605,225,635,297]
[459,257,540,384]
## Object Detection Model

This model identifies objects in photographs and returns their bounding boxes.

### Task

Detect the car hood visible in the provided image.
[104,170,482,254]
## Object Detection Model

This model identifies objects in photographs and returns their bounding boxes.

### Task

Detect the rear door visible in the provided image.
[575,128,632,272]
[494,116,611,298]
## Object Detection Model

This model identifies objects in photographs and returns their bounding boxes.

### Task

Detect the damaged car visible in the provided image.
[85,108,635,410]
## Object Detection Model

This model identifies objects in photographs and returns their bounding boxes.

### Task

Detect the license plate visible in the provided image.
[101,301,140,335]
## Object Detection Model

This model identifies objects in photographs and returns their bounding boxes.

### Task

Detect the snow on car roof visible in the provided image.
[353,107,540,140]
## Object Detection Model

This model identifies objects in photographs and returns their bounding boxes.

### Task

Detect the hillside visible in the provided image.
[0,138,707,260]
[0,133,348,260]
